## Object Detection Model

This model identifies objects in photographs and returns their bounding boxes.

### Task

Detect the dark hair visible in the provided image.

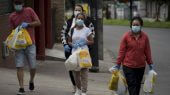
[130,16,143,27]
[14,0,24,4]
[71,4,84,19]
[75,4,84,12]
[76,13,86,20]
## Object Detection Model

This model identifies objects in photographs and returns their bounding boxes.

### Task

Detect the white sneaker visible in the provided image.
[74,88,81,95]
[81,93,87,95]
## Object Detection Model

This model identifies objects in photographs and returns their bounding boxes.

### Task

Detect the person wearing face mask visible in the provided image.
[68,13,94,95]
[9,0,41,94]
[109,17,155,95]
[61,4,95,93]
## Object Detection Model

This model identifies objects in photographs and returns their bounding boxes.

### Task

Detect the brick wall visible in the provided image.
[0,14,15,68]
[52,0,65,43]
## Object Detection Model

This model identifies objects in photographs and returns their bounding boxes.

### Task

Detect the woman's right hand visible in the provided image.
[109,64,121,73]
[64,44,71,52]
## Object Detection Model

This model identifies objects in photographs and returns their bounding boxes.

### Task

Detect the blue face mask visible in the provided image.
[132,26,141,33]
[14,5,23,12]
[76,19,84,26]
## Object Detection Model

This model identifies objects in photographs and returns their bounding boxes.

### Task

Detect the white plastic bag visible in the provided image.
[143,70,157,94]
[116,72,128,95]
[65,49,81,71]
[6,27,20,49]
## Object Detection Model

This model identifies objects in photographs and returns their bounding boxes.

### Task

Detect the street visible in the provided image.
[104,25,170,95]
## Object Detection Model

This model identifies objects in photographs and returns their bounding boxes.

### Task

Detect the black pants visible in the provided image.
[123,66,145,95]
[65,51,76,86]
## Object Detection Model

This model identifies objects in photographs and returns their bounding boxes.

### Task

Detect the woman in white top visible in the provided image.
[68,13,94,95]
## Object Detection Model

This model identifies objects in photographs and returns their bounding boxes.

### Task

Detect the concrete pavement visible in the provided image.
[0,44,114,95]
[0,60,112,95]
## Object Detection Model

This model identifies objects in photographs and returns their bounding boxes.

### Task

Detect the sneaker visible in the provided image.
[72,86,76,93]
[74,88,81,95]
[17,88,25,95]
[82,93,87,95]
[29,82,34,91]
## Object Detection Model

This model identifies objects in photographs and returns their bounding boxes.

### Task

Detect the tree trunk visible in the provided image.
[155,1,161,21]
[114,2,117,19]
[106,5,110,19]
[150,1,153,18]
[145,1,148,17]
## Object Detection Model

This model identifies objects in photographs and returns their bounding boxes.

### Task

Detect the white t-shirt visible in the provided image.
[69,26,92,53]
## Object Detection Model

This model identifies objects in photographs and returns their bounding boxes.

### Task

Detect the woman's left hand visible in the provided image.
[72,43,79,49]
[149,64,154,70]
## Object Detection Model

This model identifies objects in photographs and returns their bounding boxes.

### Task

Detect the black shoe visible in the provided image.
[17,88,25,95]
[29,82,34,91]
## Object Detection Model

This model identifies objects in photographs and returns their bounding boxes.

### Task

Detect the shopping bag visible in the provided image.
[109,70,119,90]
[117,72,128,95]
[65,49,81,71]
[77,49,92,68]
[5,26,32,50]
[109,71,128,95]
[143,70,157,94]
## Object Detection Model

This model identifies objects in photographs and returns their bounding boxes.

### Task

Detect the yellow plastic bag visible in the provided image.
[109,70,119,90]
[77,49,92,68]
[109,71,128,95]
[143,70,157,94]
[5,26,32,50]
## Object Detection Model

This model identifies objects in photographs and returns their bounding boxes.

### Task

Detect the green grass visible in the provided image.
[104,19,170,29]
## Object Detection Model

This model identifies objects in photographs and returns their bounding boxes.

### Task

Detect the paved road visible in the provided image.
[104,25,170,95]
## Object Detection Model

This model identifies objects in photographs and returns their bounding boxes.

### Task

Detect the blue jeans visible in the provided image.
[15,44,36,69]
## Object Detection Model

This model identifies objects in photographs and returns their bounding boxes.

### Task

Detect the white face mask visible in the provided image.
[74,10,81,17]
[76,19,84,26]
[132,26,141,33]
[14,4,23,12]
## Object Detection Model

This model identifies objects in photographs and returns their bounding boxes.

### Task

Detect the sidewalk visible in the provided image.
[0,44,114,95]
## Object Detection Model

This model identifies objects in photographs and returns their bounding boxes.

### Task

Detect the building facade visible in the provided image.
[0,0,62,68]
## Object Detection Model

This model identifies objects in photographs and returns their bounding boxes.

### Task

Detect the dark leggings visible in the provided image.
[65,51,76,86]
[123,66,145,95]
